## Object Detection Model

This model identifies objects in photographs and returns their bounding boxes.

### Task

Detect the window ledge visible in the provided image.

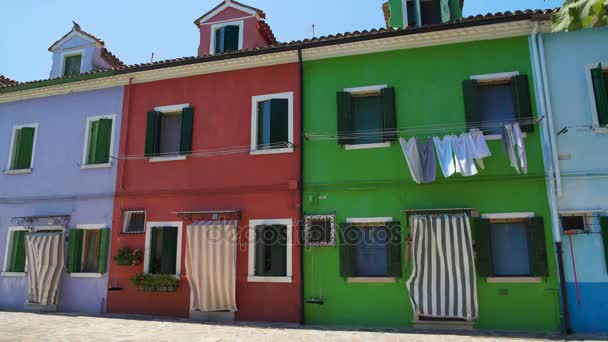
[344,142,390,150]
[486,277,542,284]
[250,147,294,156]
[81,163,112,170]
[5,168,32,175]
[1,272,25,277]
[485,133,527,141]
[593,127,608,134]
[347,277,396,283]
[247,275,292,283]
[69,273,103,278]
[149,155,187,163]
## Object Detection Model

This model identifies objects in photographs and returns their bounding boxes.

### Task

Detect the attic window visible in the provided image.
[63,54,82,76]
[211,21,243,54]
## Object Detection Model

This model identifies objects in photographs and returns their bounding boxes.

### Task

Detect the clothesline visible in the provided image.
[305,116,544,141]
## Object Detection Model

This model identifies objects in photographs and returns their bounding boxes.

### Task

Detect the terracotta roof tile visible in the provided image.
[0,75,17,87]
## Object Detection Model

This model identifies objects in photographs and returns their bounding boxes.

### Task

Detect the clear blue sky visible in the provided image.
[0,0,561,82]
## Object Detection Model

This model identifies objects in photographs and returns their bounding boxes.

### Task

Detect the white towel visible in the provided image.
[466,130,492,169]
[433,135,457,178]
[453,134,478,177]
[513,123,528,174]
[400,137,424,184]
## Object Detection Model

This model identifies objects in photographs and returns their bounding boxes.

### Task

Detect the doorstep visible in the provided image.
[189,310,235,322]
[24,303,58,312]
[412,319,475,331]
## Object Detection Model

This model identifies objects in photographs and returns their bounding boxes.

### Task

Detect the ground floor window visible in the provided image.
[67,227,110,274]
[3,229,26,273]
[144,222,183,276]
[248,219,293,282]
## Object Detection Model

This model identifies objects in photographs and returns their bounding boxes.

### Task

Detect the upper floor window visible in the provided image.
[590,64,608,127]
[7,124,37,173]
[63,54,82,76]
[145,104,194,160]
[211,21,243,54]
[82,115,115,167]
[123,210,146,234]
[336,85,396,149]
[250,92,294,155]
[463,73,533,136]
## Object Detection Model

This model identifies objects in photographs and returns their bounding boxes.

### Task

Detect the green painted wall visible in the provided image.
[302,36,561,332]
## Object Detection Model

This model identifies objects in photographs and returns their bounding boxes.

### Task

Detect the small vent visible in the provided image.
[304,214,336,247]
[561,215,585,233]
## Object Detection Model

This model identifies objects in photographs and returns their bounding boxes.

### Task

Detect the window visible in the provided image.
[561,215,586,234]
[420,0,442,25]
[7,124,37,172]
[3,229,26,274]
[463,73,533,135]
[144,222,182,276]
[210,21,243,54]
[304,214,336,247]
[248,219,293,282]
[122,210,145,233]
[83,115,114,166]
[337,86,396,148]
[63,54,82,76]
[474,215,548,278]
[145,105,194,159]
[338,219,402,279]
[67,228,110,274]
[250,92,294,154]
[590,64,608,127]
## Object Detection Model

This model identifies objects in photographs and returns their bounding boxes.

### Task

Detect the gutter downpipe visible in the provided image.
[530,21,571,334]
[298,47,305,325]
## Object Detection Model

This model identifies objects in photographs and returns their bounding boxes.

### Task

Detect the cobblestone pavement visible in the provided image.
[0,311,606,342]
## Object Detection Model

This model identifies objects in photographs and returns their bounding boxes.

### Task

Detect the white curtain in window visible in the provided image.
[186,221,237,312]
[406,214,478,320]
[25,232,64,306]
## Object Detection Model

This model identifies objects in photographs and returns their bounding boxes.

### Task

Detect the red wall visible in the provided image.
[107,63,301,323]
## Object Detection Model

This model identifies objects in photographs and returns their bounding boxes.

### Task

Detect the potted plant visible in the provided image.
[130,273,179,292]
[113,246,143,266]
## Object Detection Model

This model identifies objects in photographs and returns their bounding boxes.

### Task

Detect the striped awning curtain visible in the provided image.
[25,232,64,306]
[185,221,237,312]
[405,214,478,320]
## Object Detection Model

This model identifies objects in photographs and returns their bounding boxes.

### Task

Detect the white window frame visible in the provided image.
[345,216,395,282]
[342,85,391,150]
[585,62,608,132]
[122,210,146,234]
[248,218,293,283]
[148,104,190,163]
[60,49,85,77]
[81,114,116,169]
[6,123,39,174]
[143,221,183,276]
[209,20,244,55]
[69,224,107,278]
[1,227,28,277]
[250,92,294,155]
[470,72,522,140]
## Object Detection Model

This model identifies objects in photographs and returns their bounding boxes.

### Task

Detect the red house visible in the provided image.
[106,0,301,323]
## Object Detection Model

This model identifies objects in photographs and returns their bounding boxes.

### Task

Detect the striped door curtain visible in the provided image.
[405,214,478,320]
[25,232,65,306]
[185,221,237,312]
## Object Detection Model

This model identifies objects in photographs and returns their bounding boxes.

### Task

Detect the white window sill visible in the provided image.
[149,155,187,163]
[250,147,294,155]
[143,273,181,279]
[485,133,527,141]
[247,275,292,283]
[81,163,112,170]
[69,273,103,278]
[5,168,32,175]
[486,277,542,284]
[346,277,396,283]
[344,142,390,150]
[1,272,25,277]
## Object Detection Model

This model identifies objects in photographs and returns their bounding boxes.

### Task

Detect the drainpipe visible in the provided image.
[297,47,305,325]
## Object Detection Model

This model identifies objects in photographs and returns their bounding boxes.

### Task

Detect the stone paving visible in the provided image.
[0,311,605,342]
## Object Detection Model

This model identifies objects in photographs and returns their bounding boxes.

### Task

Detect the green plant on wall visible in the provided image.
[130,273,179,292]
[553,0,608,31]
[113,246,143,266]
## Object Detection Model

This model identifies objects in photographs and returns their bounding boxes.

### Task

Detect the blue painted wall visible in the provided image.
[540,27,608,333]
[0,86,124,313]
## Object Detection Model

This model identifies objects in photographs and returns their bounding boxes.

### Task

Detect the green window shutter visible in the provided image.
[97,229,110,274]
[338,223,356,277]
[591,65,608,126]
[381,87,398,142]
[601,217,608,273]
[462,79,480,131]
[17,127,35,170]
[254,225,267,276]
[94,119,112,164]
[215,27,225,53]
[387,221,402,277]
[10,129,22,170]
[67,229,83,273]
[527,217,549,277]
[257,101,268,148]
[269,225,287,276]
[87,121,100,165]
[180,107,194,155]
[336,92,354,145]
[160,227,178,274]
[270,99,289,146]
[145,111,161,157]
[9,231,26,273]
[150,228,160,273]
[512,74,534,132]
[473,218,493,277]
[224,25,240,52]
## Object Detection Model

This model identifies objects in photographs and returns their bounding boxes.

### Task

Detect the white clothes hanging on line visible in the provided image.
[453,133,478,177]
[513,123,528,174]
[418,138,437,184]
[433,135,457,178]
[466,129,492,169]
[400,137,424,184]
[501,124,528,175]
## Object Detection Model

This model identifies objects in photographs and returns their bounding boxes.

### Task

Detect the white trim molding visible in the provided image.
[247,218,293,283]
[470,71,520,82]
[487,277,542,284]
[346,217,393,224]
[250,92,294,155]
[344,142,391,150]
[209,20,245,55]
[69,273,103,278]
[81,114,117,167]
[347,277,396,283]
[481,212,535,220]
[144,221,183,276]
[0,272,25,277]
[344,84,388,94]
[154,103,190,113]
[6,123,39,173]
[75,224,108,230]
[149,155,187,163]
[2,226,28,274]
[196,2,259,25]
[59,49,86,77]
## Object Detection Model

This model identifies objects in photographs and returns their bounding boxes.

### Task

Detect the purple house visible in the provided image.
[0,24,124,313]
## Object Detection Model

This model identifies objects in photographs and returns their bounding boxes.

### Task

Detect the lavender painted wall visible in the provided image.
[49,34,112,79]
[0,86,124,313]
